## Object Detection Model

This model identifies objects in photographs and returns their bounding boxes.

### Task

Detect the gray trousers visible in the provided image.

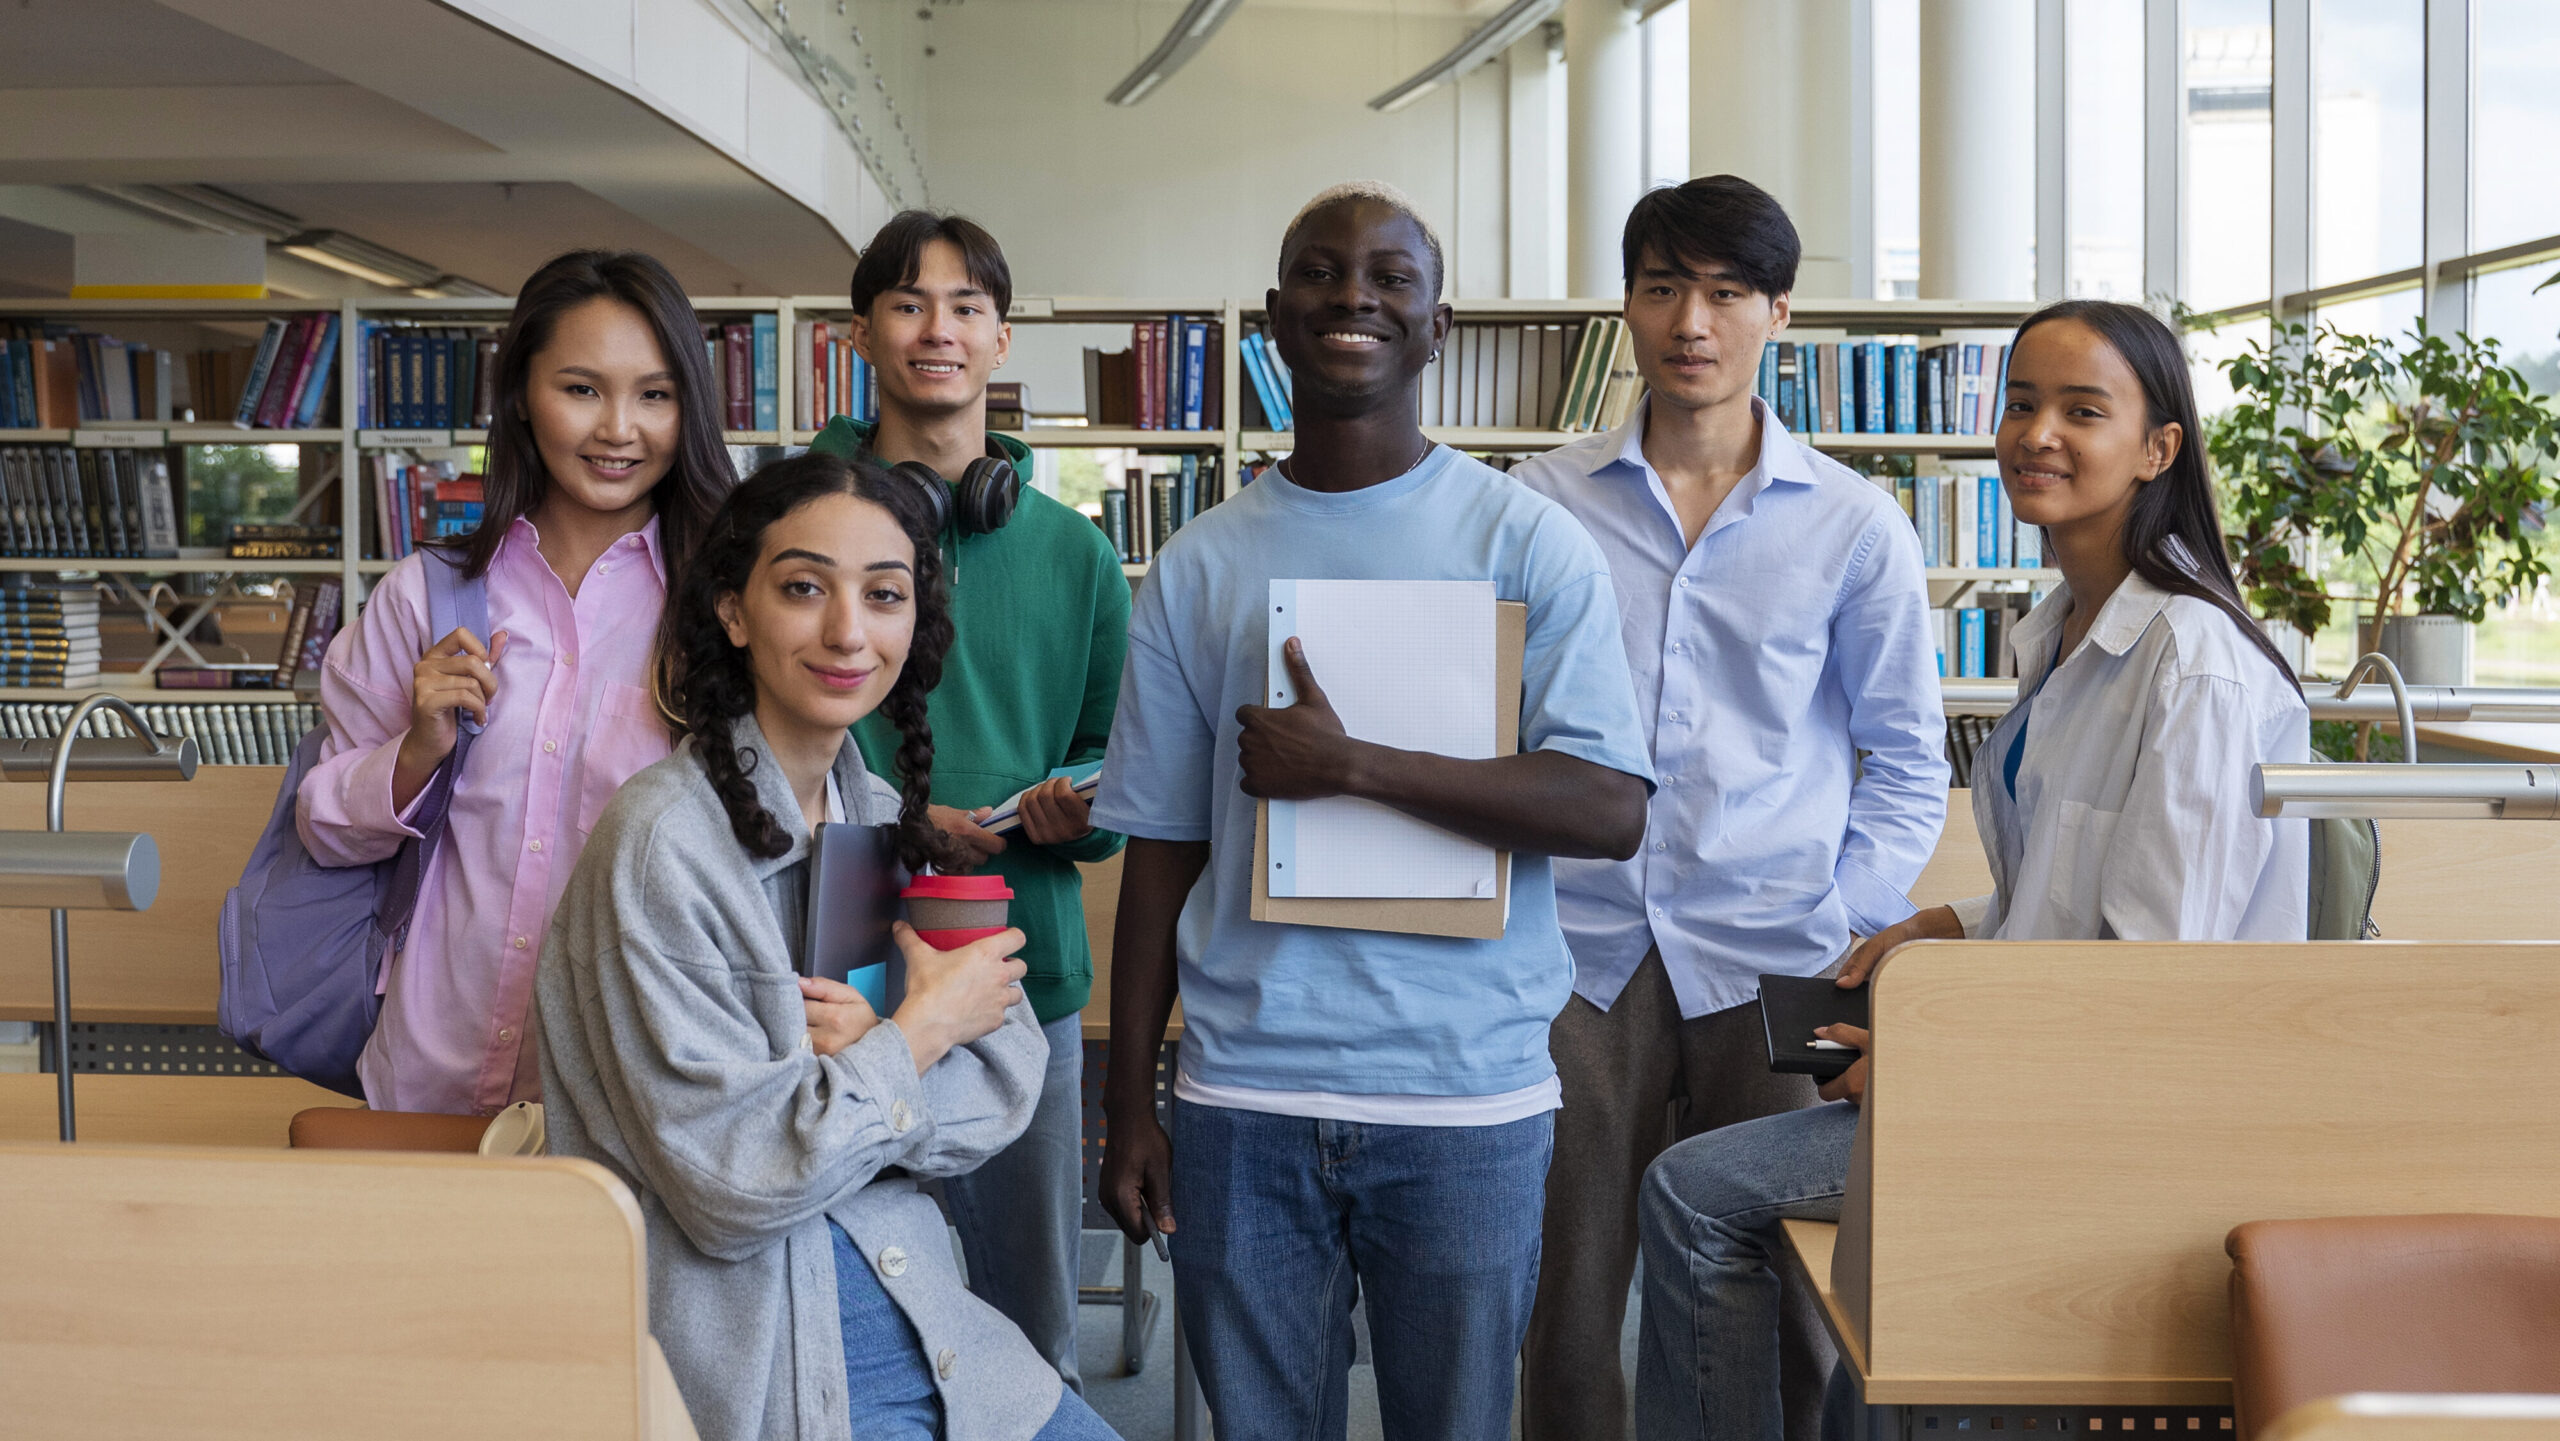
[945,1010,1087,1393]
[1521,950,1835,1441]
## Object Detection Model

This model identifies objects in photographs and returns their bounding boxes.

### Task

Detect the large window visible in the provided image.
[1873,0,1920,300]
[2474,0,2560,252]
[2065,0,2145,299]
[2312,0,2423,288]
[2185,2,2273,312]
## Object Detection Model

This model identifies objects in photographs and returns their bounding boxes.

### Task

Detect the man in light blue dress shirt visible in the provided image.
[1509,175,1950,1441]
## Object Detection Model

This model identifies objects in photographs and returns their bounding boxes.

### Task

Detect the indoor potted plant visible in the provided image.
[2207,317,2560,685]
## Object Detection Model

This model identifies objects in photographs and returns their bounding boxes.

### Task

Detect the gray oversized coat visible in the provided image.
[535,713,1059,1441]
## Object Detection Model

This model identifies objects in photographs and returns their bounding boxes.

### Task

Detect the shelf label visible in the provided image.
[361,429,453,449]
[1011,296,1056,318]
[75,428,165,448]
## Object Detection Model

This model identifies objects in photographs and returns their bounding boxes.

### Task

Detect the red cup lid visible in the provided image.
[902,874,1015,901]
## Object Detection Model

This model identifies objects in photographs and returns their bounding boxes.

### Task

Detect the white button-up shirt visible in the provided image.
[1954,570,2310,941]
[1513,396,1949,1017]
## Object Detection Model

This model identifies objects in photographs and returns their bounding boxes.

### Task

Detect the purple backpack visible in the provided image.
[219,550,488,1098]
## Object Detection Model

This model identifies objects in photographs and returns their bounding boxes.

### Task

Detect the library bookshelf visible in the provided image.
[0,293,2048,701]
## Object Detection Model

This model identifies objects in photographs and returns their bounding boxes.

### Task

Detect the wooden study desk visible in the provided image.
[2261,1395,2560,1441]
[1774,940,2560,1429]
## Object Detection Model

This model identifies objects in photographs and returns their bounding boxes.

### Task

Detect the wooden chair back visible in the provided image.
[0,1141,695,1439]
[1830,940,2560,1405]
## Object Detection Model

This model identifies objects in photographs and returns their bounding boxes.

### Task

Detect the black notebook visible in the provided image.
[1758,973,1870,1079]
[803,822,908,1014]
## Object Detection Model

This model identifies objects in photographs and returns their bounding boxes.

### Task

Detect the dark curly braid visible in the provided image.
[653,450,969,871]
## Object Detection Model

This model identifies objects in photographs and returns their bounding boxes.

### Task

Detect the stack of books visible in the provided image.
[228,523,341,561]
[792,318,877,430]
[1759,339,2011,437]
[1083,316,1224,431]
[0,582,101,687]
[0,445,181,558]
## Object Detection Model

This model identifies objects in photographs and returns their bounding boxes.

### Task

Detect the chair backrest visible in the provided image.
[0,1141,694,1440]
[1829,940,2560,1406]
[1907,792,2560,940]
[2228,1214,2560,1439]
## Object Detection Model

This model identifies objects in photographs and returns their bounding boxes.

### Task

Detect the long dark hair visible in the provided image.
[2011,299,2300,690]
[460,250,735,579]
[655,451,967,871]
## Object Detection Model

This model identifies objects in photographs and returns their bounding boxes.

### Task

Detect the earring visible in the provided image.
[1429,351,1442,364]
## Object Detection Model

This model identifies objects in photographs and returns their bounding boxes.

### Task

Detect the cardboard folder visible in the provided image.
[1250,600,1525,940]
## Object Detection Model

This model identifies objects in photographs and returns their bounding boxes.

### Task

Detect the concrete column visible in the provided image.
[1507,26,1568,299]
[1919,0,2036,299]
[1689,0,1860,297]
[1566,0,1644,297]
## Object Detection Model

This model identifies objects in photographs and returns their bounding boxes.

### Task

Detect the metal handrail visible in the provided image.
[2333,653,2417,763]
[1944,676,2560,724]
[2253,761,2560,820]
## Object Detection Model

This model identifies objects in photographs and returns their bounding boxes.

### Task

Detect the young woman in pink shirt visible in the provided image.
[296,250,736,1115]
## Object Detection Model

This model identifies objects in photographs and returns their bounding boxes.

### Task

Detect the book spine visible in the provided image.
[1182,319,1207,431]
[1959,607,1986,679]
[137,452,179,556]
[234,319,287,428]
[724,324,752,431]
[752,313,778,432]
[472,336,501,428]
[1100,488,1129,562]
[1891,342,1918,434]
[1136,322,1158,432]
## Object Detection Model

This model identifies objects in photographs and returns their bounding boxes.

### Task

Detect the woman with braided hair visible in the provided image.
[535,450,1124,1441]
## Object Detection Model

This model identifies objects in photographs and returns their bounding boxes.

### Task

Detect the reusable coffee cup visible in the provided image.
[902,874,1014,949]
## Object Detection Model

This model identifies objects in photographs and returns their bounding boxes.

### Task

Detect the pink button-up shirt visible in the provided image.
[297,516,673,1115]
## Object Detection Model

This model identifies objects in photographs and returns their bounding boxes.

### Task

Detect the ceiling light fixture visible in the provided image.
[1369,0,1566,113]
[1106,0,1246,106]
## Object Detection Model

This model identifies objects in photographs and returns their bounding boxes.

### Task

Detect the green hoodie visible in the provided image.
[811,416,1129,1023]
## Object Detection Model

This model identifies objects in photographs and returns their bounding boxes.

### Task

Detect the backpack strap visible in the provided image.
[377,549,493,949]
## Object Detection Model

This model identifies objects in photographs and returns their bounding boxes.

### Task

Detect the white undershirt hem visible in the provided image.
[1172,1066,1561,1126]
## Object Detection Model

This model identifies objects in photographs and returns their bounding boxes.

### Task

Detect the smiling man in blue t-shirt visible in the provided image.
[1091,182,1657,1438]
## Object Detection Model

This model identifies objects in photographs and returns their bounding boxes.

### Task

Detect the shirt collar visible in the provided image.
[1597,394,1812,489]
[501,513,668,586]
[723,710,876,880]
[2011,568,2177,670]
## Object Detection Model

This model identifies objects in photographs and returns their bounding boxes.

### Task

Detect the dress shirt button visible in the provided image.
[1678,576,1692,588]
[597,562,610,574]
[889,1100,913,1133]
[1653,907,1666,917]
[937,1348,956,1380]
[528,839,543,853]
[1654,841,1667,852]
[561,652,575,667]
[878,1247,908,1278]
[498,1028,513,1042]
[543,740,557,754]
[512,936,528,950]
[1663,773,1679,786]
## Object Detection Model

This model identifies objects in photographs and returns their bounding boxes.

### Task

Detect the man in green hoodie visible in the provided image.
[810,209,1129,1393]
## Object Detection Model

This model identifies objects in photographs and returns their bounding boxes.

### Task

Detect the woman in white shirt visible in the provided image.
[1627,299,2308,1441]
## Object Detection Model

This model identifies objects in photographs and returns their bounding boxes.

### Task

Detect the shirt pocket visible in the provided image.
[2043,799,2124,935]
[574,682,673,838]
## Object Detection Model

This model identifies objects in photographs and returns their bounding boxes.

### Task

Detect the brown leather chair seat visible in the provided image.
[288,1107,491,1153]
[2227,1214,2560,1441]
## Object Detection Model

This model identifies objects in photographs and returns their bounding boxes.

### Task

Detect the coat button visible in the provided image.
[936,1348,956,1380]
[889,1100,913,1133]
[878,1247,908,1278]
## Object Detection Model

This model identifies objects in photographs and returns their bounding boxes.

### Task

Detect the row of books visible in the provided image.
[1237,332,1294,430]
[0,699,320,764]
[1083,317,1226,431]
[1551,319,1644,433]
[1094,454,1233,562]
[366,455,481,560]
[1932,593,2042,679]
[1759,338,2012,437]
[226,523,341,561]
[0,319,339,432]
[1415,321,1585,432]
[0,446,182,559]
[792,320,877,430]
[1871,467,2045,570]
[355,323,500,432]
[274,579,343,690]
[0,583,101,686]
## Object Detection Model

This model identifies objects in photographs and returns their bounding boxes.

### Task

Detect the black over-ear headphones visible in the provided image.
[887,455,1021,537]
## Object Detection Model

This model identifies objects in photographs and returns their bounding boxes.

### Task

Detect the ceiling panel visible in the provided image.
[0,0,336,89]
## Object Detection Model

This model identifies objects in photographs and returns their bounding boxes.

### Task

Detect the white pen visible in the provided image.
[1807,1038,1852,1051]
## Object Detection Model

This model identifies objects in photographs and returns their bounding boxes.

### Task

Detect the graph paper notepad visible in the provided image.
[1265,579,1500,899]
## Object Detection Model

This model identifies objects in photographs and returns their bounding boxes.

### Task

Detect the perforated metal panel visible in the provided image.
[38,1022,286,1076]
[1904,1408,2234,1440]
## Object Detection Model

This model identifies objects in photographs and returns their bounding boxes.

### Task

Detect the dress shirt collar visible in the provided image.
[1598,393,1814,513]
[2010,568,2178,683]
[498,512,668,586]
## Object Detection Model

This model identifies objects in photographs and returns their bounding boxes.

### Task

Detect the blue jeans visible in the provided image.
[945,1011,1087,1392]
[1633,1101,1859,1441]
[1169,1097,1554,1441]
[830,1221,1122,1440]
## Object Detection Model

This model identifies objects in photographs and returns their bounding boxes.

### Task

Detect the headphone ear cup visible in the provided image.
[960,456,1021,536]
[889,460,954,536]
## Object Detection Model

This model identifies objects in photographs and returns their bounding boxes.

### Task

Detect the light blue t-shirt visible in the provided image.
[1091,447,1656,1098]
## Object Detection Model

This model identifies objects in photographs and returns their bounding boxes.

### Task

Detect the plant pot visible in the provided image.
[2357,612,2474,686]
